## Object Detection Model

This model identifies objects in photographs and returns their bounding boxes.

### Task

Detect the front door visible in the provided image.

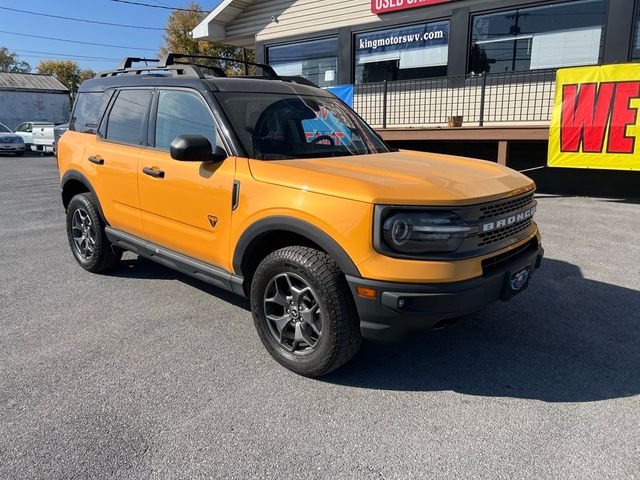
[138,88,236,271]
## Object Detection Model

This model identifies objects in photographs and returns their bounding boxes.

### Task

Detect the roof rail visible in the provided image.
[97,62,206,79]
[159,53,280,80]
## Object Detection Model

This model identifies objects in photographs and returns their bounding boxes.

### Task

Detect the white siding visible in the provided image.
[0,91,70,128]
[224,0,380,44]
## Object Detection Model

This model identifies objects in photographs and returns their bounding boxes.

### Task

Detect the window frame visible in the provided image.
[148,87,227,155]
[467,0,607,74]
[99,87,154,147]
[352,18,451,84]
[267,36,339,88]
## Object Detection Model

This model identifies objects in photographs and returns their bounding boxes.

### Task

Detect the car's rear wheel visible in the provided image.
[66,193,121,273]
[250,246,361,377]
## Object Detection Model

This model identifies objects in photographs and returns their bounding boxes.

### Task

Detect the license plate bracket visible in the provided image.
[501,264,532,301]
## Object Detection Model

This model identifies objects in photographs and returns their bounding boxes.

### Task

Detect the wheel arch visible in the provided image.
[60,170,107,224]
[234,216,361,290]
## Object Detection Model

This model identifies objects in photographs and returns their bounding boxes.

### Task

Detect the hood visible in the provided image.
[0,133,20,141]
[248,150,535,205]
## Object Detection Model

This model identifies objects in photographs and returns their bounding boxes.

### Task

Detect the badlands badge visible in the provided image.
[511,265,531,292]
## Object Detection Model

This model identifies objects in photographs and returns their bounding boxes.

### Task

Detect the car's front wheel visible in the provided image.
[66,193,121,273]
[250,246,362,377]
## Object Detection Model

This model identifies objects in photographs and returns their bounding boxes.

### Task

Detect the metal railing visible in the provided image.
[353,69,557,129]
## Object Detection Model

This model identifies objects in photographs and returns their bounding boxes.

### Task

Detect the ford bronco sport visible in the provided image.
[58,54,543,377]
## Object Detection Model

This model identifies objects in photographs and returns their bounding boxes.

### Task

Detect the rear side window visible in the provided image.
[155,90,218,151]
[105,89,152,145]
[70,93,103,134]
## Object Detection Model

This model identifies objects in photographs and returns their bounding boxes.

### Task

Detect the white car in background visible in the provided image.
[15,122,56,154]
[0,123,26,156]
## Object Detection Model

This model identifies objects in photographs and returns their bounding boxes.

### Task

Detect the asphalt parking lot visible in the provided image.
[1,152,639,479]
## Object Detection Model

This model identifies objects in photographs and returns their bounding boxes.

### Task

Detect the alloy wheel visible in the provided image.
[263,272,323,354]
[71,208,96,260]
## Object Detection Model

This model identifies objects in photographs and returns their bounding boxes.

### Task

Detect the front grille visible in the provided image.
[478,218,533,247]
[482,238,538,276]
[479,192,534,220]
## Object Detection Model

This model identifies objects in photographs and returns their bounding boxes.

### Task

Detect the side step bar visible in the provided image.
[105,227,245,297]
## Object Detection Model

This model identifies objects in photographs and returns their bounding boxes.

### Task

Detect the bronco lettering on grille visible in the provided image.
[481,206,536,233]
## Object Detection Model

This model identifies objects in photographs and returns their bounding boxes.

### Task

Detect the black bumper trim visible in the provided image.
[346,243,543,341]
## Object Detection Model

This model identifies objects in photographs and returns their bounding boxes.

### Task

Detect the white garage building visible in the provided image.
[0,73,70,130]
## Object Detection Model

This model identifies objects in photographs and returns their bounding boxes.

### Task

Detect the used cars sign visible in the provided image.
[372,0,450,15]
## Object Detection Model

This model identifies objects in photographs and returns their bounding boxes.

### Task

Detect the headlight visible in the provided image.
[381,210,476,254]
[13,137,24,144]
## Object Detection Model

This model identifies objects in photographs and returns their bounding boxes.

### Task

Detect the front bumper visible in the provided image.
[0,144,25,153]
[31,144,54,153]
[346,238,544,341]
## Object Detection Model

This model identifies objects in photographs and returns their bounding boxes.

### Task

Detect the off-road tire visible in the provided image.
[66,193,122,273]
[251,246,362,377]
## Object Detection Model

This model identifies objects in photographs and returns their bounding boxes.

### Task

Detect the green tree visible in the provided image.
[160,1,253,74]
[37,60,94,93]
[0,47,31,73]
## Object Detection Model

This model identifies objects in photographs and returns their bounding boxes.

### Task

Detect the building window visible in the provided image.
[355,21,449,83]
[470,0,605,74]
[633,3,640,61]
[268,38,338,88]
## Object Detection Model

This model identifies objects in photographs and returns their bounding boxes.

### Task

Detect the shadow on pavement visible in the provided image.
[111,257,250,310]
[111,255,639,402]
[323,258,640,402]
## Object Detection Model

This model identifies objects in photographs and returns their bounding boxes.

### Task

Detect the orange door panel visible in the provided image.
[138,149,236,270]
[83,135,143,236]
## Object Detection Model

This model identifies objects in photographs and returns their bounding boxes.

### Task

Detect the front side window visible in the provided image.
[217,92,389,160]
[355,21,449,83]
[268,38,338,88]
[155,90,217,151]
[470,0,605,73]
[105,89,152,145]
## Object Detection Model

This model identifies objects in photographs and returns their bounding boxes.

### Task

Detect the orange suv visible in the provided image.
[58,54,543,377]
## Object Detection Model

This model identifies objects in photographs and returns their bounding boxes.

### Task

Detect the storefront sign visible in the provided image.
[549,64,640,171]
[371,0,450,15]
[356,22,449,55]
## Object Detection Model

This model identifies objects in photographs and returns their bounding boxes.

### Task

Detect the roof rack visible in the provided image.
[159,53,280,80]
[97,53,287,82]
[116,57,159,70]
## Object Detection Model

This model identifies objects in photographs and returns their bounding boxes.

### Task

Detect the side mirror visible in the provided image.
[169,135,227,162]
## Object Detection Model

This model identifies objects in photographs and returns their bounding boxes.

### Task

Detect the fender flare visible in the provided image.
[60,170,107,224]
[233,216,361,278]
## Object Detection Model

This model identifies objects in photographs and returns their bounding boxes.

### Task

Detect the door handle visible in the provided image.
[88,155,104,165]
[143,167,165,179]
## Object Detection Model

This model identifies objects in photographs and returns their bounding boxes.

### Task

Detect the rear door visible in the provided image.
[138,88,236,270]
[85,88,153,237]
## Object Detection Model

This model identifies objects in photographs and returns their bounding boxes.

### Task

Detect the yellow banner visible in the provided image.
[548,64,640,171]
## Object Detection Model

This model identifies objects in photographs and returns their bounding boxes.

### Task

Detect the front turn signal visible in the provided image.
[356,286,377,299]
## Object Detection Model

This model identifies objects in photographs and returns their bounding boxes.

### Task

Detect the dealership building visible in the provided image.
[194,0,640,193]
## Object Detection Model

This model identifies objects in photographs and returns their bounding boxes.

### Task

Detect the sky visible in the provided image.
[0,0,220,73]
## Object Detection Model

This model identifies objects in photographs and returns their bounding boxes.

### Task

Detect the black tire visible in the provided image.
[250,246,362,377]
[14,151,24,157]
[66,193,122,273]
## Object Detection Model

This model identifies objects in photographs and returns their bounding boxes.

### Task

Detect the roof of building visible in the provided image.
[192,0,254,46]
[0,72,69,93]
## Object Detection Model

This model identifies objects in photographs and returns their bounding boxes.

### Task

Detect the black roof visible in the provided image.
[79,54,333,98]
[79,75,332,98]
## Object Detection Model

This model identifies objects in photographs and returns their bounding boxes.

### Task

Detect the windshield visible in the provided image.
[216,93,389,160]
[0,124,11,133]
